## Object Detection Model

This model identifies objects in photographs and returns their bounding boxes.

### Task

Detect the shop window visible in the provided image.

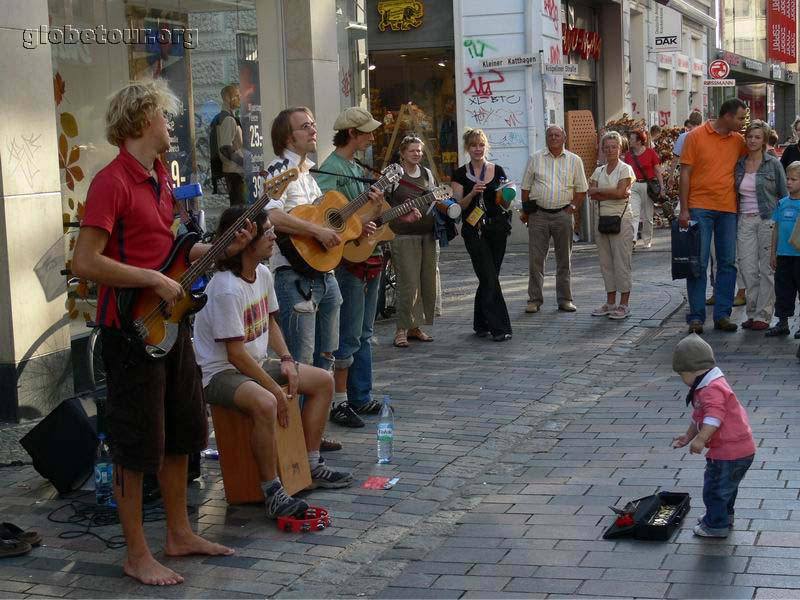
[367,48,457,181]
[336,0,369,113]
[48,0,257,338]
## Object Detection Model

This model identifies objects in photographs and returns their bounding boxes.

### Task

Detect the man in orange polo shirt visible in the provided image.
[679,98,747,334]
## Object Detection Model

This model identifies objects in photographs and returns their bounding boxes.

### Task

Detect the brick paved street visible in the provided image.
[1,230,799,599]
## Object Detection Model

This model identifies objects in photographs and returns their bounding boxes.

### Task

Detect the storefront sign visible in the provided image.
[561,24,602,60]
[708,59,730,78]
[480,54,537,69]
[719,51,741,66]
[744,58,764,71]
[377,0,424,32]
[703,78,735,87]
[768,0,797,63]
[675,53,690,72]
[652,4,682,52]
[657,53,673,68]
[692,58,705,76]
[772,64,783,79]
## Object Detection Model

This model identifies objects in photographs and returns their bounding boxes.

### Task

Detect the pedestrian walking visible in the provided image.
[625,129,666,249]
[672,334,755,538]
[766,160,800,338]
[588,131,635,320]
[520,125,588,313]
[451,128,513,341]
[678,98,747,334]
[735,120,786,331]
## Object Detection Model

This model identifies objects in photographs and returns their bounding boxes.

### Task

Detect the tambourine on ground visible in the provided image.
[276,506,330,533]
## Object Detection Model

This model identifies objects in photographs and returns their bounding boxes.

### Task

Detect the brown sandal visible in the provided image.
[393,329,409,348]
[407,328,433,342]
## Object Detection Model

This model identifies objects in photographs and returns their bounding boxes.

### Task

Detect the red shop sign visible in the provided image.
[562,23,602,61]
[768,0,797,63]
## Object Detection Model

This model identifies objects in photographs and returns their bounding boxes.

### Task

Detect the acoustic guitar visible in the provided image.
[282,163,403,273]
[343,185,452,263]
[117,163,298,358]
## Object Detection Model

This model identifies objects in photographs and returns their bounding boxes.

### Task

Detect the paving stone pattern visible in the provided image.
[1,231,799,598]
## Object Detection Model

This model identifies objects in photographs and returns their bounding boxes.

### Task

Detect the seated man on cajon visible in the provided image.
[193,207,353,519]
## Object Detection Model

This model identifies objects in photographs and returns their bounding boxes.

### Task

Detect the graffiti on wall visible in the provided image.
[489,130,527,147]
[464,38,497,59]
[463,68,505,98]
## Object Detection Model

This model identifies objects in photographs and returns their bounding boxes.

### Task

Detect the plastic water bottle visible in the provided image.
[377,395,394,464]
[94,433,114,507]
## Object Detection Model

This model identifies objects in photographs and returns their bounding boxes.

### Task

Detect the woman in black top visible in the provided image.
[780,117,800,170]
[451,128,512,341]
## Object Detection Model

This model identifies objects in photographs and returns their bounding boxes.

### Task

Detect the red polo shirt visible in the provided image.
[81,147,176,328]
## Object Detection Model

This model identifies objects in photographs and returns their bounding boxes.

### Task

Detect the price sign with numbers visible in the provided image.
[237,34,265,204]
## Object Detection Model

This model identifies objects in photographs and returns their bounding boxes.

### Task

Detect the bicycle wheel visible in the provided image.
[380,256,397,318]
[86,326,106,393]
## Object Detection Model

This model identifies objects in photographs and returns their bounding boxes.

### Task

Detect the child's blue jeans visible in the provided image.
[702,454,754,533]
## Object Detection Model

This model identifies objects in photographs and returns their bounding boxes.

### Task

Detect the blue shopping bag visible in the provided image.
[671,220,701,280]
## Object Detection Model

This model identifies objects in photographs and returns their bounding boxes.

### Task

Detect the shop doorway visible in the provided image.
[564,82,597,122]
[368,48,457,180]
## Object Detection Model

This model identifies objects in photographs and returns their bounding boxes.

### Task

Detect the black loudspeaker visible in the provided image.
[20,398,97,494]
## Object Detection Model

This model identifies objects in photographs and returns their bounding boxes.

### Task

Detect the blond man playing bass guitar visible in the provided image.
[72,80,252,586]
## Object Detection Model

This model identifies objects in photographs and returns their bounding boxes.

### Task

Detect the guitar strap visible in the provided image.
[309,168,376,185]
[355,158,430,195]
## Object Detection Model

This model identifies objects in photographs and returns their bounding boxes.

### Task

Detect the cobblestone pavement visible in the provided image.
[1,230,799,599]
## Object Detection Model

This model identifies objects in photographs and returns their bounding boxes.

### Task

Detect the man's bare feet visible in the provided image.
[164,530,235,557]
[124,554,184,586]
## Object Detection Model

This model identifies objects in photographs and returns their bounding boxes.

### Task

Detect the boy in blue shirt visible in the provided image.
[768,160,800,338]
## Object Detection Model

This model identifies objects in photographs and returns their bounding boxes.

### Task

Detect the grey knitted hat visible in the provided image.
[672,333,716,373]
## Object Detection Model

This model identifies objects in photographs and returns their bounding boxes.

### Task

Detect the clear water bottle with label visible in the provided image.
[95,433,115,507]
[376,395,394,464]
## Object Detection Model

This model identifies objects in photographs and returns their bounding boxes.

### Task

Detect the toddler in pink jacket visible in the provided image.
[671,334,756,538]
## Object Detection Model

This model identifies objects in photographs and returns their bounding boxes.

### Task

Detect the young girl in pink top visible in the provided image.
[671,334,756,538]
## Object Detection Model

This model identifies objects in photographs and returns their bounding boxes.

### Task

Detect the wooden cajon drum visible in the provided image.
[210,388,311,504]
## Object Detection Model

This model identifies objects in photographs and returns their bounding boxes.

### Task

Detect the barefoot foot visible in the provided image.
[124,554,184,586]
[164,531,235,557]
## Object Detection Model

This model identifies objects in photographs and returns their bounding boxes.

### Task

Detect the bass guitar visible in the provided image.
[343,185,452,263]
[117,163,299,358]
[282,163,403,273]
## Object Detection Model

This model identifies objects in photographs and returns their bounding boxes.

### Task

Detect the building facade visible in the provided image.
[0,0,364,420]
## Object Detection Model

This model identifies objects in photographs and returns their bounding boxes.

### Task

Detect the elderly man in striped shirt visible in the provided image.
[520,125,588,313]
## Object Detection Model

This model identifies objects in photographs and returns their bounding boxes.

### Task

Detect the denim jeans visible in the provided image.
[273,268,342,372]
[686,208,738,323]
[333,266,381,408]
[702,454,754,532]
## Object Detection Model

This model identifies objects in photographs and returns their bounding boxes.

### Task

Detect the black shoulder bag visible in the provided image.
[630,151,661,202]
[597,200,630,235]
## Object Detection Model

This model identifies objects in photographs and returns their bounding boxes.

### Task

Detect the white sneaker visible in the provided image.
[642,242,652,249]
[608,304,630,320]
[591,304,616,316]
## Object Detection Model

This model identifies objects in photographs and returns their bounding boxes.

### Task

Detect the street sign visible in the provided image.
[480,54,537,69]
[543,64,578,75]
[703,78,736,87]
[708,59,730,79]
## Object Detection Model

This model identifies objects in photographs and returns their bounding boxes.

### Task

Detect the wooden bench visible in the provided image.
[210,389,311,504]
